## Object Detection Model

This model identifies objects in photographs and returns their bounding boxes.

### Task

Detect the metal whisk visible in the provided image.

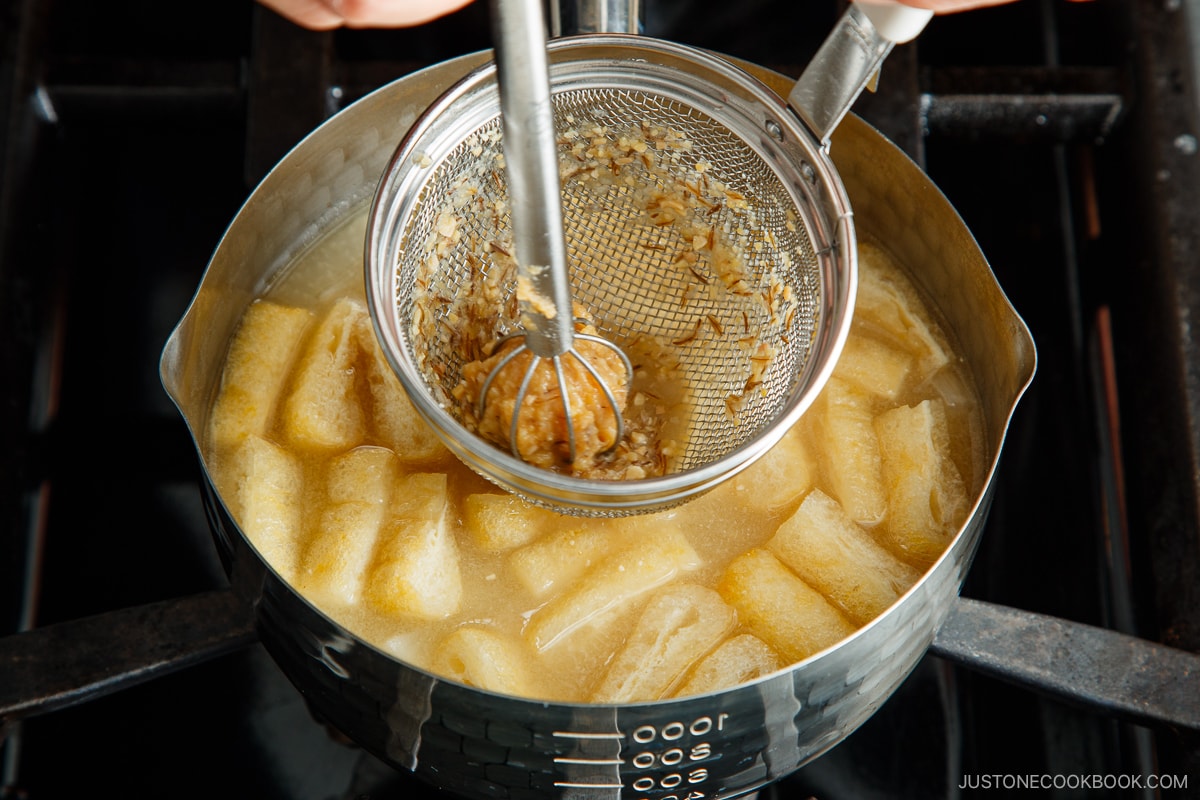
[482,0,633,467]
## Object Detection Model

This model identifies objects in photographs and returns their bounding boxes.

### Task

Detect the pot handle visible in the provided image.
[0,589,256,727]
[931,596,1200,731]
[6,590,1195,732]
[788,0,933,144]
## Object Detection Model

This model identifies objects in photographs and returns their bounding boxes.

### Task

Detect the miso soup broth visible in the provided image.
[204,207,986,703]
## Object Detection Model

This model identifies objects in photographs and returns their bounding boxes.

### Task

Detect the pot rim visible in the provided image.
[163,47,1038,713]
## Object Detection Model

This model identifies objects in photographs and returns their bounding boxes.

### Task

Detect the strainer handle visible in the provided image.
[855,0,933,43]
[788,0,933,144]
[491,0,576,358]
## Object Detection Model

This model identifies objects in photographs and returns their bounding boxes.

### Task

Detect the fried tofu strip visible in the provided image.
[811,378,887,525]
[675,634,781,698]
[365,472,461,619]
[222,434,305,584]
[209,301,312,452]
[717,548,855,664]
[768,488,921,625]
[355,312,446,462]
[510,512,688,601]
[281,297,367,451]
[300,446,400,605]
[855,241,950,377]
[832,333,914,402]
[591,584,736,703]
[463,492,563,552]
[524,528,701,652]
[726,424,816,514]
[431,625,539,697]
[875,399,970,568]
[507,525,607,598]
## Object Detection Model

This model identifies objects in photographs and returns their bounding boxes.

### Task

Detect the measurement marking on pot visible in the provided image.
[553,731,625,739]
[550,716,727,797]
[553,731,626,789]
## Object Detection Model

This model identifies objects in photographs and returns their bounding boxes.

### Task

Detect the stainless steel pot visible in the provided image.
[3,35,1199,800]
[141,46,1200,794]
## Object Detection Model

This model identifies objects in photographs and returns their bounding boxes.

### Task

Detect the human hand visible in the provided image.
[895,0,1090,11]
[257,0,476,30]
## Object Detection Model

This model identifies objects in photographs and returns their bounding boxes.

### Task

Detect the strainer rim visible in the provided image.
[365,33,857,515]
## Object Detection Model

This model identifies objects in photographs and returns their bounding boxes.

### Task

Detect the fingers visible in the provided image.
[894,0,1091,11]
[257,0,344,29]
[258,0,476,30]
[892,0,1021,11]
[332,0,477,27]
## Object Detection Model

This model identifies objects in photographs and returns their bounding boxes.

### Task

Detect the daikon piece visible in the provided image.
[463,492,562,551]
[431,625,538,697]
[365,472,461,619]
[590,584,736,703]
[223,434,305,584]
[281,297,367,451]
[524,528,702,652]
[811,377,887,525]
[675,634,781,697]
[717,548,855,664]
[300,446,400,604]
[768,488,921,625]
[355,314,446,462]
[831,332,914,402]
[855,242,950,377]
[209,300,313,452]
[875,399,970,567]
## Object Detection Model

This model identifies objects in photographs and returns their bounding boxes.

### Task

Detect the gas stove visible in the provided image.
[1,1,1197,797]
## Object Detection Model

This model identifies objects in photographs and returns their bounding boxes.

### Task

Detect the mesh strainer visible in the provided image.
[366,5,930,516]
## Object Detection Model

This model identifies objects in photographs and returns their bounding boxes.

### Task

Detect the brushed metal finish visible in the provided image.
[789,3,898,143]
